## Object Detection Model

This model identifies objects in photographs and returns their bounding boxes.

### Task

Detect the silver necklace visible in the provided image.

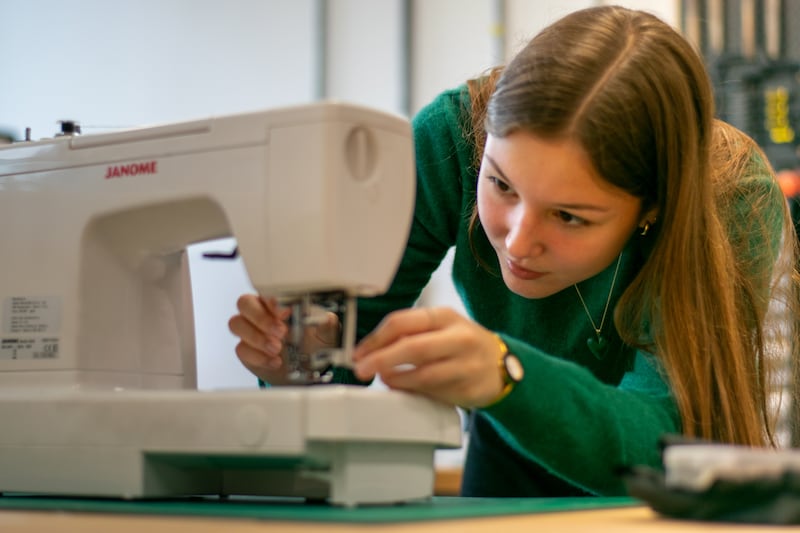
[573,252,623,359]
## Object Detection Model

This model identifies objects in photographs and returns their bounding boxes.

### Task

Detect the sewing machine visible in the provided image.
[0,104,462,506]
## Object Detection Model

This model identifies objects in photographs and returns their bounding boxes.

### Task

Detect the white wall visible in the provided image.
[410,0,497,114]
[0,0,319,141]
[0,0,677,390]
[326,0,407,111]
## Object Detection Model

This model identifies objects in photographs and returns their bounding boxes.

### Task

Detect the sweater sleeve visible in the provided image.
[482,334,681,495]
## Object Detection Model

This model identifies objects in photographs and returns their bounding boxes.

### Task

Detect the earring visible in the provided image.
[639,221,651,236]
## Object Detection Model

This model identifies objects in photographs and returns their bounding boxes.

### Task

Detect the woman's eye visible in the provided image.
[489,176,512,193]
[556,211,586,226]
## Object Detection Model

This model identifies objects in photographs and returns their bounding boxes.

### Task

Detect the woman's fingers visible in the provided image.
[236,295,289,332]
[353,307,507,407]
[235,340,282,373]
[379,355,465,399]
[230,295,346,385]
[354,307,456,359]
[354,316,466,379]
[228,294,292,382]
[228,313,283,357]
[230,296,290,348]
[309,311,341,347]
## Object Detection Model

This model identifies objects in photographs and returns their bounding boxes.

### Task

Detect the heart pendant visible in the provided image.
[587,335,608,360]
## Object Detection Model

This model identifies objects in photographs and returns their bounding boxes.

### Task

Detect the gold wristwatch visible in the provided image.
[489,333,524,405]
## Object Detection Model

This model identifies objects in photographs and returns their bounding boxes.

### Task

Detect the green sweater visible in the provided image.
[351,85,782,496]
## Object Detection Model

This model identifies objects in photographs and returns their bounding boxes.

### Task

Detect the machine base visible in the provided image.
[0,385,462,507]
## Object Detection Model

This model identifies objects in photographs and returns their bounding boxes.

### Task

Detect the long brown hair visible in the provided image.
[467,6,800,446]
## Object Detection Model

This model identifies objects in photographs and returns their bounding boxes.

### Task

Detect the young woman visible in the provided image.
[229,6,800,497]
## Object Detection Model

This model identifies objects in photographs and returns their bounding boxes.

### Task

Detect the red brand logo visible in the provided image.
[104,161,158,179]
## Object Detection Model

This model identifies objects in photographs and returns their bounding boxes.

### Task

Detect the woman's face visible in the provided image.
[477,131,648,299]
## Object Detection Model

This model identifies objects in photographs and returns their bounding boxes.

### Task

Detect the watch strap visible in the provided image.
[486,333,515,407]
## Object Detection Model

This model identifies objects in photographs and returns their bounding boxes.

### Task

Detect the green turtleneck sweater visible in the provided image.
[347,84,783,497]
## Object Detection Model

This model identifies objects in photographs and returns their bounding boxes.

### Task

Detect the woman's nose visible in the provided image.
[505,208,544,258]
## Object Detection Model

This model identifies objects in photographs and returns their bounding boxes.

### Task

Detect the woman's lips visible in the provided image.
[506,259,546,280]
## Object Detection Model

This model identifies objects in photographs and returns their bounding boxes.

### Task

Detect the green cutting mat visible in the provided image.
[0,494,639,523]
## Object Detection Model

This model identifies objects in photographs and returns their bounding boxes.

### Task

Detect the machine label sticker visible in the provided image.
[0,337,59,360]
[1,297,61,360]
[3,296,61,334]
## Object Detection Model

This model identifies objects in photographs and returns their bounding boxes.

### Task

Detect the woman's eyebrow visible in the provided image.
[484,155,512,182]
[555,202,610,212]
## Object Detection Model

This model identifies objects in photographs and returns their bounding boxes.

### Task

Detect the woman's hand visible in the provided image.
[352,307,506,408]
[228,294,339,385]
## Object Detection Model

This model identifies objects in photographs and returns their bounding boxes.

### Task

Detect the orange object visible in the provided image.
[777,169,800,197]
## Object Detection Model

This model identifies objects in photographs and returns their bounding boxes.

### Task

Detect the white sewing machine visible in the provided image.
[0,104,462,506]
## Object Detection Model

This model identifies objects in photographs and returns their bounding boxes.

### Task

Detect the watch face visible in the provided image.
[504,353,524,383]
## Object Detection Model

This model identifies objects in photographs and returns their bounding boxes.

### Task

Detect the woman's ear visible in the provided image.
[639,206,659,226]
[638,207,659,236]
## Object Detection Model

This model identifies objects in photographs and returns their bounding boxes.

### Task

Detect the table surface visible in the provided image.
[2,504,799,532]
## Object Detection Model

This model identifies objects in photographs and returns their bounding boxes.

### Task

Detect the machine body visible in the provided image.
[0,104,461,506]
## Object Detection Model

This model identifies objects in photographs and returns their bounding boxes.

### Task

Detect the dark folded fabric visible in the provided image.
[623,456,800,524]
